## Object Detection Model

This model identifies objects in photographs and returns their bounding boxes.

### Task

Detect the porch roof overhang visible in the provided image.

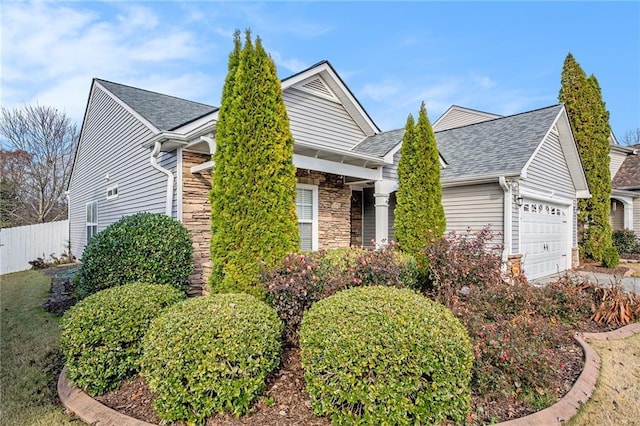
[612,188,640,198]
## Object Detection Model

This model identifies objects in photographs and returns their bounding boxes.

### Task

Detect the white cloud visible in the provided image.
[270,51,307,73]
[1,1,210,124]
[359,82,400,102]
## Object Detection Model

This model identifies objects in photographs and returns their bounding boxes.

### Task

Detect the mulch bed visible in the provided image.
[96,348,330,426]
[41,265,623,425]
[577,262,631,277]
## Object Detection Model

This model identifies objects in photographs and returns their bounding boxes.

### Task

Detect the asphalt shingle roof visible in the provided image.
[96,79,218,131]
[436,104,563,180]
[612,143,640,189]
[352,104,563,180]
[352,128,404,157]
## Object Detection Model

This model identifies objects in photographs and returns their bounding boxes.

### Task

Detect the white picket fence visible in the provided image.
[0,220,69,275]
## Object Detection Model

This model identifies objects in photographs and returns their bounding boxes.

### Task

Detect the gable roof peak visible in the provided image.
[435,104,563,134]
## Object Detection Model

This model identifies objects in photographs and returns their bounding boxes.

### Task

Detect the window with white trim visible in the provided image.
[86,201,98,244]
[295,184,318,251]
[106,184,119,200]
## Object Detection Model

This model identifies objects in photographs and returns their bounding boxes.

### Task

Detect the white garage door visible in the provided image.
[521,200,570,279]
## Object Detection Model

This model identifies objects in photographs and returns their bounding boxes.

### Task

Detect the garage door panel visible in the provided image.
[521,200,570,279]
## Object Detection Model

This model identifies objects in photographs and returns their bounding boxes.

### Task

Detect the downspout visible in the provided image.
[499,177,512,264]
[150,141,174,216]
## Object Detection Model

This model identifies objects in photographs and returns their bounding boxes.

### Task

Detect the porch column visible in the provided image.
[374,180,397,247]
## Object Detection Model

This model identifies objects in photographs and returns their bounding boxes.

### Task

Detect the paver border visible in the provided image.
[496,322,640,425]
[58,323,640,426]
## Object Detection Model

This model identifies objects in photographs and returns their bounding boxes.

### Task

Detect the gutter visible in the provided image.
[499,177,512,263]
[150,141,174,216]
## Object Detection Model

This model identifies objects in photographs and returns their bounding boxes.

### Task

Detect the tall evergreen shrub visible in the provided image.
[210,30,299,297]
[394,102,446,270]
[559,53,616,265]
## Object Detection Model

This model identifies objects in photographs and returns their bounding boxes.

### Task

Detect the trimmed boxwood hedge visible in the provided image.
[74,212,193,299]
[300,286,473,425]
[60,283,184,395]
[141,293,283,424]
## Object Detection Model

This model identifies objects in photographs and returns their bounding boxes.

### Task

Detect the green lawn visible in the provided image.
[0,270,78,426]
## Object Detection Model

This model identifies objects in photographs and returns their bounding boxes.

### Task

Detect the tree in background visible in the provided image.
[621,128,640,146]
[0,105,77,227]
[394,102,446,271]
[209,30,299,297]
[559,53,617,266]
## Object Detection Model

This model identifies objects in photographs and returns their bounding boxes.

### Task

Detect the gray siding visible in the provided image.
[609,151,627,179]
[68,85,177,259]
[522,129,576,199]
[512,200,520,253]
[283,88,367,152]
[432,108,499,132]
[362,184,503,247]
[442,183,504,235]
[521,129,578,248]
[382,150,401,180]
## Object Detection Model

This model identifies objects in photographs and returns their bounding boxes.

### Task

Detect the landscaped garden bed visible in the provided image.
[48,224,640,425]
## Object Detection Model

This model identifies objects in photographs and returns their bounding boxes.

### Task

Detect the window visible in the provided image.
[86,201,98,244]
[295,184,318,251]
[106,184,118,200]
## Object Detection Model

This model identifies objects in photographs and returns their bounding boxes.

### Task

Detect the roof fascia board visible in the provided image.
[296,141,388,165]
[68,80,98,191]
[441,173,520,188]
[189,155,382,181]
[282,62,379,136]
[382,141,447,168]
[520,106,589,195]
[555,107,590,194]
[95,80,160,134]
[293,154,382,181]
[612,188,640,198]
[610,144,637,155]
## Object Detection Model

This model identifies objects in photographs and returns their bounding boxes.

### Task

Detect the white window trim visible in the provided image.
[86,201,98,244]
[296,184,319,251]
[106,183,119,200]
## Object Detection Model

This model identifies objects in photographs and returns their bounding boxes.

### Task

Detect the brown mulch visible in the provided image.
[93,337,593,426]
[96,348,331,426]
[577,262,631,277]
[40,265,625,425]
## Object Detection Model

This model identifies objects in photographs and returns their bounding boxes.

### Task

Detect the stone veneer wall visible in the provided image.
[182,162,354,294]
[296,169,352,249]
[182,151,212,295]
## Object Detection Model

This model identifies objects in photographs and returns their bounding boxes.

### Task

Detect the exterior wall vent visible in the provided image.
[294,76,340,103]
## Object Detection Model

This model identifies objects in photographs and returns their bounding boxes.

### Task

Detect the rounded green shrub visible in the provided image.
[60,283,184,395]
[300,286,473,425]
[74,212,193,299]
[141,293,283,424]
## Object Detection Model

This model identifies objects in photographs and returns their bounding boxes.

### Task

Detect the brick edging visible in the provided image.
[57,366,155,426]
[496,322,640,425]
[58,323,640,426]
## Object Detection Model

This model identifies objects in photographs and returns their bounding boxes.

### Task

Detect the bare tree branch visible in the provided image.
[620,128,640,146]
[0,105,78,227]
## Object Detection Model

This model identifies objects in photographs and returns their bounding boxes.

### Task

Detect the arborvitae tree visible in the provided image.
[394,102,446,271]
[559,53,616,266]
[210,30,299,296]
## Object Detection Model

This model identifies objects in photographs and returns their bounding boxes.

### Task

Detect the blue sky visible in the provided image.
[2,1,639,141]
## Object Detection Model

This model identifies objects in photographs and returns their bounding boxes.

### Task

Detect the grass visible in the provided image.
[568,332,640,426]
[0,270,78,426]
